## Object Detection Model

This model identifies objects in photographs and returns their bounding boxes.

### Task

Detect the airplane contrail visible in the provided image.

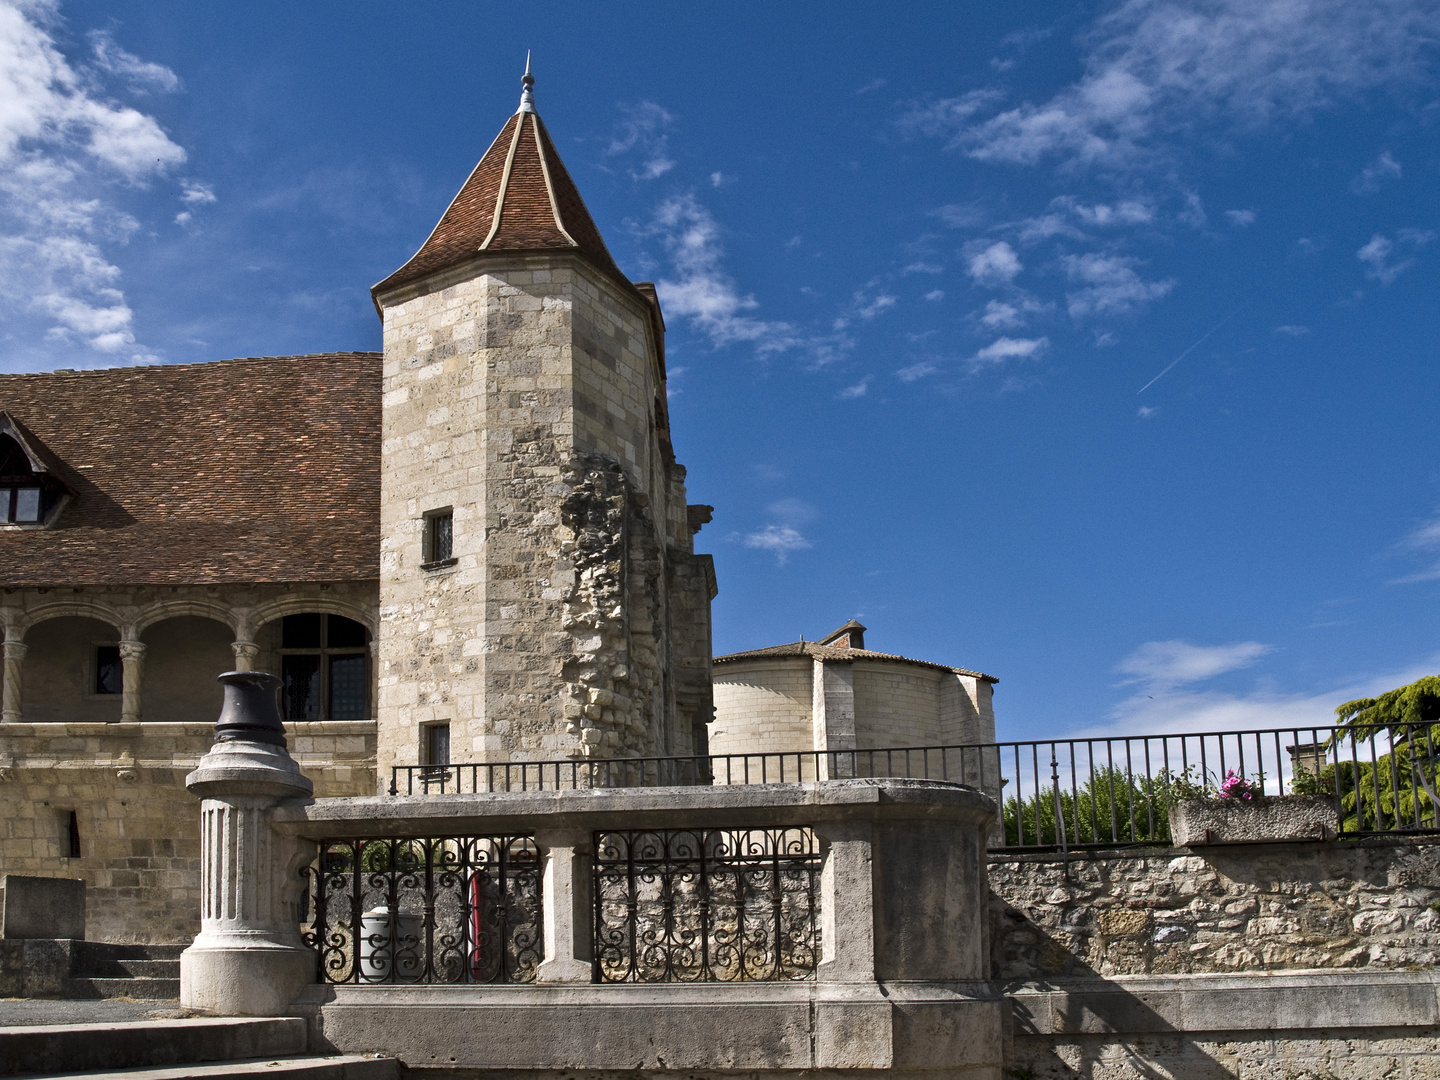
[1137,309,1239,395]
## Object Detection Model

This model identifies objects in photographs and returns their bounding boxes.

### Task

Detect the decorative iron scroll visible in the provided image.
[301,835,541,984]
[593,827,821,983]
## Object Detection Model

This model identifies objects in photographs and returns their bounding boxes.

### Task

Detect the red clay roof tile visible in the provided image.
[0,353,379,587]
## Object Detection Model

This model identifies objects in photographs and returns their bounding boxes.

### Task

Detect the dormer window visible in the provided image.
[0,432,63,527]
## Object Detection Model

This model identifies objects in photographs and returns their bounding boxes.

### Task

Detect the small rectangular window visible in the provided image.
[95,646,123,694]
[65,810,81,858]
[425,723,451,767]
[13,487,40,522]
[328,654,368,720]
[423,508,454,566]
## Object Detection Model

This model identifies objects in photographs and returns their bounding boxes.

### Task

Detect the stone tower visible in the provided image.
[370,65,716,786]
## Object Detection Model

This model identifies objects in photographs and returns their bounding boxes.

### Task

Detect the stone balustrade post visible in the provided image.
[2,637,25,723]
[118,640,145,723]
[180,671,315,1016]
[534,828,592,983]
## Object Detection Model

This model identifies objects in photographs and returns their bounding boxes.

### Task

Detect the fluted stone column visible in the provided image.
[181,671,315,1016]
[119,640,145,723]
[2,637,26,723]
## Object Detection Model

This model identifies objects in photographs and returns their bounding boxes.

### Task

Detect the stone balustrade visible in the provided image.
[179,676,1005,1078]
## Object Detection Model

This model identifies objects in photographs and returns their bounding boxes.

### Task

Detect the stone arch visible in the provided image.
[249,595,378,640]
[12,598,125,638]
[134,598,240,637]
[139,612,236,723]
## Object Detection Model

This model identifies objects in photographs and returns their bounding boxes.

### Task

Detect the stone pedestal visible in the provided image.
[181,671,316,1016]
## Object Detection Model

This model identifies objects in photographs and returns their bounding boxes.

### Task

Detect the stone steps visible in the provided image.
[62,942,185,1000]
[0,1017,308,1077]
[20,1055,399,1079]
[63,976,182,1000]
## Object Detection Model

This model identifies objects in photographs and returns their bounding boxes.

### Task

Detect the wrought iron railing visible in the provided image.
[386,724,1440,850]
[390,744,999,794]
[593,827,821,982]
[302,834,541,984]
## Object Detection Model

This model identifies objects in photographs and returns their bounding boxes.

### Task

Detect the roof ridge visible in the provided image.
[0,353,382,379]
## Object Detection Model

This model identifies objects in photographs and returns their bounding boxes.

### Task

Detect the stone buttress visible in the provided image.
[370,69,715,785]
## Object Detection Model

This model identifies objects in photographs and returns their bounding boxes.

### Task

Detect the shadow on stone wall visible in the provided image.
[993,886,1233,1080]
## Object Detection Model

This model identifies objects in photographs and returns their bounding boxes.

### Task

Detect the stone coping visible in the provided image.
[1004,969,1440,1034]
[272,777,997,837]
[0,721,376,738]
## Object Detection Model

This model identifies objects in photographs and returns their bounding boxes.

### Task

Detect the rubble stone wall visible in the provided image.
[989,837,1440,980]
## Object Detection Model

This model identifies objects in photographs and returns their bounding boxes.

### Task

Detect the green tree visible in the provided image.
[1329,675,1440,830]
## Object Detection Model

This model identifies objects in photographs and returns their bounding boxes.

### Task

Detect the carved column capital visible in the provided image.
[230,639,260,671]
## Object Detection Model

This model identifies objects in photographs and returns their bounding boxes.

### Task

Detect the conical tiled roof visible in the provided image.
[373,72,627,301]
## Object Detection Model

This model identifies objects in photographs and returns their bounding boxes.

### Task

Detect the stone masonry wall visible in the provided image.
[989,838,1440,980]
[0,721,375,942]
[377,254,702,779]
[710,660,814,757]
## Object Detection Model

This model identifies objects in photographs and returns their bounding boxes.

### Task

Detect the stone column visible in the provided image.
[118,640,145,723]
[814,818,875,983]
[2,636,26,723]
[181,671,316,1016]
[534,828,591,983]
[230,639,260,672]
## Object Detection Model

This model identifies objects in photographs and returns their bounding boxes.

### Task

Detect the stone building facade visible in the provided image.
[370,75,715,778]
[710,620,996,759]
[0,76,716,940]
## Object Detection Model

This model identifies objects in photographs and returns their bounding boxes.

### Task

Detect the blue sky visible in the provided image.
[3,0,1440,742]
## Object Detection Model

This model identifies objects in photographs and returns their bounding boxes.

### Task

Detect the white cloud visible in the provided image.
[180,180,215,204]
[1055,195,1155,226]
[1137,404,1158,418]
[932,202,986,229]
[966,240,1022,285]
[970,335,1048,370]
[0,3,183,366]
[1063,252,1175,318]
[933,1,1440,170]
[607,101,675,181]
[1224,208,1256,226]
[896,360,938,382]
[839,376,870,399]
[88,30,179,93]
[903,260,943,274]
[1078,656,1440,745]
[740,525,812,564]
[1357,233,1414,285]
[1117,639,1273,690]
[1273,324,1310,336]
[978,296,1051,329]
[1392,510,1440,583]
[650,194,801,353]
[1352,151,1402,194]
[924,289,945,302]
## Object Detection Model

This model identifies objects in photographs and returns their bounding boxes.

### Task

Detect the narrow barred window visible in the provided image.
[423,507,454,567]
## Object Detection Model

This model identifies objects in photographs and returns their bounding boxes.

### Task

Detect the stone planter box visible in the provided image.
[1170,795,1339,845]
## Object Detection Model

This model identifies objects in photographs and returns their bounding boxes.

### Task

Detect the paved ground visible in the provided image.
[0,997,198,1027]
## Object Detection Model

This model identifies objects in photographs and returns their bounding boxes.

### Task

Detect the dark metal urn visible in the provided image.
[213,670,288,747]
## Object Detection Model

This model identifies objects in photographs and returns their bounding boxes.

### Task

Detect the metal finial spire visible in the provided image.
[518,51,535,114]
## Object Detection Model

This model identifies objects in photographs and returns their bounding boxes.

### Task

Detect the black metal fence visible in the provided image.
[302,834,541,984]
[385,724,1440,852]
[593,827,821,982]
[390,744,999,794]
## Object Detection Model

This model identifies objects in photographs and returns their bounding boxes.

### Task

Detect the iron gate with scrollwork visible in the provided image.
[301,834,541,984]
[592,827,821,983]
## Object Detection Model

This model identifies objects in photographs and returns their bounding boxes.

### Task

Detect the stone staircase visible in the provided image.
[0,1016,398,1078]
[65,943,184,1000]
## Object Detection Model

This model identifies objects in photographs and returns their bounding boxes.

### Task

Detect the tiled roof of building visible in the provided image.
[713,640,997,683]
[372,78,627,301]
[0,353,380,587]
